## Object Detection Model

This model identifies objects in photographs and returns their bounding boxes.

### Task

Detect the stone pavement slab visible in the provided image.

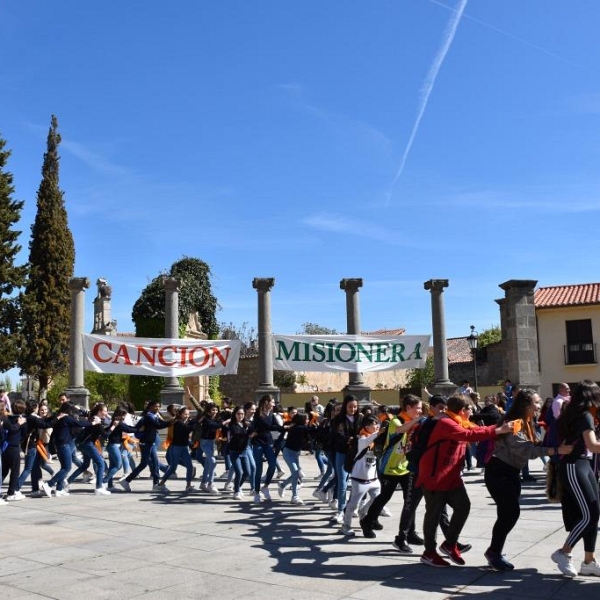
[1,459,599,599]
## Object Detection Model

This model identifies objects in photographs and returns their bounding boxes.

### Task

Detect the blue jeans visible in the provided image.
[126,442,160,485]
[162,446,194,484]
[318,449,336,491]
[282,447,301,497]
[315,448,328,474]
[200,439,216,484]
[335,451,350,512]
[48,444,73,491]
[121,446,135,474]
[17,447,37,491]
[106,443,123,487]
[70,441,105,489]
[253,443,277,491]
[70,441,84,469]
[229,449,251,493]
[242,445,256,490]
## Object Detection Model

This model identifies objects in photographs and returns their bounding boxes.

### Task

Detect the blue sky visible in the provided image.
[2,0,600,385]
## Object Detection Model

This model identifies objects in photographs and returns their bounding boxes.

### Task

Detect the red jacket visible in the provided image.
[416,416,497,491]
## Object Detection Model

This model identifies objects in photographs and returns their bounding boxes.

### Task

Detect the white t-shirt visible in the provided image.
[350,431,380,480]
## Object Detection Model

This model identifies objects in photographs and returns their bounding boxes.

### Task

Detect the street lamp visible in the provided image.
[467,325,478,392]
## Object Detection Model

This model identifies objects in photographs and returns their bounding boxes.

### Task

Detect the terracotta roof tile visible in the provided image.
[363,328,406,336]
[534,283,600,308]
[446,337,473,364]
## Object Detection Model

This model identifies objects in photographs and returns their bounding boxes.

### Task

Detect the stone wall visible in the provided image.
[219,355,410,403]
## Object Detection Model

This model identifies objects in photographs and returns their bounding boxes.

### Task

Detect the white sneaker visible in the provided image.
[39,481,52,498]
[580,559,600,577]
[261,486,272,501]
[94,487,111,496]
[233,491,243,500]
[278,482,287,499]
[119,479,131,493]
[380,506,392,517]
[207,485,220,495]
[153,484,169,493]
[222,482,233,492]
[334,511,344,524]
[341,525,355,537]
[55,489,70,497]
[0,497,6,505]
[552,549,577,578]
[291,496,304,505]
[6,493,24,502]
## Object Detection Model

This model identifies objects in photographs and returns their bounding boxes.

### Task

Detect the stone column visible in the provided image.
[340,278,371,401]
[497,279,540,391]
[252,278,279,402]
[160,276,185,405]
[65,277,90,409]
[424,279,455,395]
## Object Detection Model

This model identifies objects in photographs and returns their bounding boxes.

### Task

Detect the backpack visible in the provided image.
[344,437,370,473]
[371,419,390,460]
[405,417,440,475]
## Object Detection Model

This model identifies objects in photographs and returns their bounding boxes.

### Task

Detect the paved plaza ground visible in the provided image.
[1,457,599,600]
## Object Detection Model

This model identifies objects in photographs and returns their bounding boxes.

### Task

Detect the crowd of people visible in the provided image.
[1,382,600,579]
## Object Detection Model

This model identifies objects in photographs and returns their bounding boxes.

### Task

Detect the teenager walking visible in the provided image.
[484,389,572,570]
[552,380,600,578]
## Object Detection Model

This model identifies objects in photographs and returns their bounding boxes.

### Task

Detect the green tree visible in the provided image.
[299,322,338,335]
[476,325,501,360]
[85,372,130,408]
[20,116,75,398]
[405,354,435,390]
[0,132,27,372]
[129,256,219,407]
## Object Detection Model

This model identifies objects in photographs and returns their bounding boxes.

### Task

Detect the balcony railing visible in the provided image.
[564,343,597,365]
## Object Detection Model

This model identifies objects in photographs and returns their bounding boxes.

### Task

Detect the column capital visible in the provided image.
[424,279,449,292]
[162,276,180,292]
[498,279,538,292]
[69,277,90,292]
[252,277,275,292]
[340,278,363,292]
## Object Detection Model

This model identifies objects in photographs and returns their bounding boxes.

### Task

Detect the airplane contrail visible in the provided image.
[388,0,469,199]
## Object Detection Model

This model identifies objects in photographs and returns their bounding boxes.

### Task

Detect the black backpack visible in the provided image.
[344,437,370,473]
[405,417,440,475]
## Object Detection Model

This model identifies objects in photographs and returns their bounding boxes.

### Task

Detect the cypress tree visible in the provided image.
[0,131,27,372]
[20,115,75,396]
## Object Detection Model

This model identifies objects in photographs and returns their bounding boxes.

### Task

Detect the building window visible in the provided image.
[564,319,596,365]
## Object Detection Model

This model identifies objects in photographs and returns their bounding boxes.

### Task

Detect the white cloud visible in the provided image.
[302,213,414,245]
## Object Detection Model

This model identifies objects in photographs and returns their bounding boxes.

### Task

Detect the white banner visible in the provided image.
[272,334,430,373]
[83,334,242,376]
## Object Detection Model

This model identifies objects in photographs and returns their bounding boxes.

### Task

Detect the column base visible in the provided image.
[433,381,457,398]
[342,383,371,403]
[255,386,280,404]
[160,386,185,406]
[64,387,90,411]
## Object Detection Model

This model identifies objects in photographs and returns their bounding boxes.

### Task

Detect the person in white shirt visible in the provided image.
[340,416,381,537]
[551,383,570,419]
